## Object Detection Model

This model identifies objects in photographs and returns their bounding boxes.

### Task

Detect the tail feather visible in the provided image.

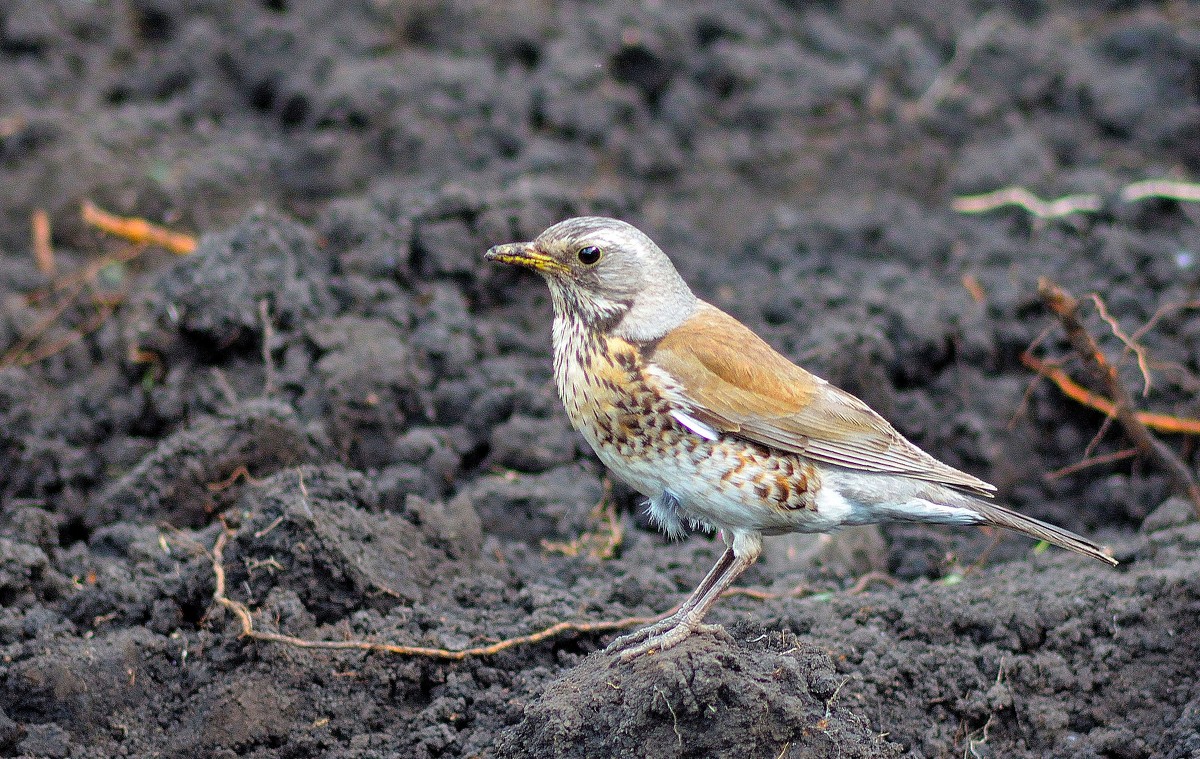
[970,500,1118,566]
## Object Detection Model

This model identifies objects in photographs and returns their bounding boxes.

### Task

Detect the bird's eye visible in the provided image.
[577,245,602,265]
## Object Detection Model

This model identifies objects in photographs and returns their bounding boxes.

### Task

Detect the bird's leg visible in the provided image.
[614,549,756,661]
[604,546,736,653]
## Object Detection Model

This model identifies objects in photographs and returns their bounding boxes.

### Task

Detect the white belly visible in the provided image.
[554,317,842,540]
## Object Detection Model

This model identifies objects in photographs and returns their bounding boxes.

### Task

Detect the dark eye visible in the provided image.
[577,245,602,265]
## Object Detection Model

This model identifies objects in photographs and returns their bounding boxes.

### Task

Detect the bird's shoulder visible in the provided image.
[638,302,996,495]
[644,302,822,411]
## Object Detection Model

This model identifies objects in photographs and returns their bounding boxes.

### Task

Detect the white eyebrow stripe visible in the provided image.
[670,409,720,440]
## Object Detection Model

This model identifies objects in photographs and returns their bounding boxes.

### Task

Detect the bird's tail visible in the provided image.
[968,499,1118,566]
[827,470,1118,566]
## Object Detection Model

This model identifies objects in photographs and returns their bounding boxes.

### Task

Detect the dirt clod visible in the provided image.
[1,1,1197,757]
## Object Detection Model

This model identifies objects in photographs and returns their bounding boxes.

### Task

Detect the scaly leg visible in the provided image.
[605,546,736,653]
[615,549,756,660]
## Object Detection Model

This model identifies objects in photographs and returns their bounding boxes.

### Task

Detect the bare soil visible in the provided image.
[2,1,1200,757]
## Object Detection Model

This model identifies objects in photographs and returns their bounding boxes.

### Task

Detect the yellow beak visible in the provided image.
[484,242,569,275]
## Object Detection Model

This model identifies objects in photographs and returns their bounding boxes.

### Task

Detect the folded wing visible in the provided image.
[646,303,996,497]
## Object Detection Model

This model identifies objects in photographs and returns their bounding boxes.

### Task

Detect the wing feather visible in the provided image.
[646,303,995,496]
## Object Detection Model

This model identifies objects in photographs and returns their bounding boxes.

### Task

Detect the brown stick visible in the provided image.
[209,529,654,660]
[82,201,197,254]
[1038,278,1200,515]
[1044,448,1138,481]
[721,581,817,601]
[32,209,54,276]
[1020,354,1200,435]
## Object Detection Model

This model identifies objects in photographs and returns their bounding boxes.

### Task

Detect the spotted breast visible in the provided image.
[552,311,823,538]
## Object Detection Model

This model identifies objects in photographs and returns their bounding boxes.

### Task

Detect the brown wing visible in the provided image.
[647,303,996,496]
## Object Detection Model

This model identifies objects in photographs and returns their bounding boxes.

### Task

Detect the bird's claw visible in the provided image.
[604,613,685,654]
[609,621,728,661]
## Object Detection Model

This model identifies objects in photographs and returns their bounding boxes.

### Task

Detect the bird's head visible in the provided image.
[485,216,699,341]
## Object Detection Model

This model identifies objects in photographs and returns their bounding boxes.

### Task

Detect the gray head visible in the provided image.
[485,217,699,341]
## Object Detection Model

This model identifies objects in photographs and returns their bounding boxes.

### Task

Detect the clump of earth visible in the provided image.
[2,1,1199,757]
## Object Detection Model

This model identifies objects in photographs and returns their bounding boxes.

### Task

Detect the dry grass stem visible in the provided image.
[541,477,623,560]
[1120,179,1200,204]
[952,187,1102,219]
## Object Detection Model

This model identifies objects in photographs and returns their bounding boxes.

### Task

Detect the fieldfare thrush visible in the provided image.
[486,217,1117,660]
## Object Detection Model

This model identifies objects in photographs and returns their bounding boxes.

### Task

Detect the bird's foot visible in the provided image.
[604,611,686,654]
[611,622,728,662]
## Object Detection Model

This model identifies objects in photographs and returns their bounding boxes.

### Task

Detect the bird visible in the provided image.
[485,216,1117,660]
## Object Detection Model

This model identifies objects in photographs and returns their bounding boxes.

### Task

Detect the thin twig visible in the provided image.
[32,209,54,276]
[915,11,1004,115]
[207,465,263,492]
[82,201,197,254]
[0,239,148,367]
[847,571,899,594]
[957,179,1200,223]
[209,529,654,660]
[1020,354,1200,434]
[961,274,986,304]
[722,581,815,601]
[1081,416,1115,461]
[1131,300,1200,344]
[28,240,143,304]
[1038,278,1200,515]
[0,283,85,366]
[966,530,1002,575]
[1009,322,1058,430]
[15,303,116,365]
[258,299,276,397]
[1044,448,1138,481]
[653,686,683,748]
[0,299,116,367]
[1089,294,1152,396]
